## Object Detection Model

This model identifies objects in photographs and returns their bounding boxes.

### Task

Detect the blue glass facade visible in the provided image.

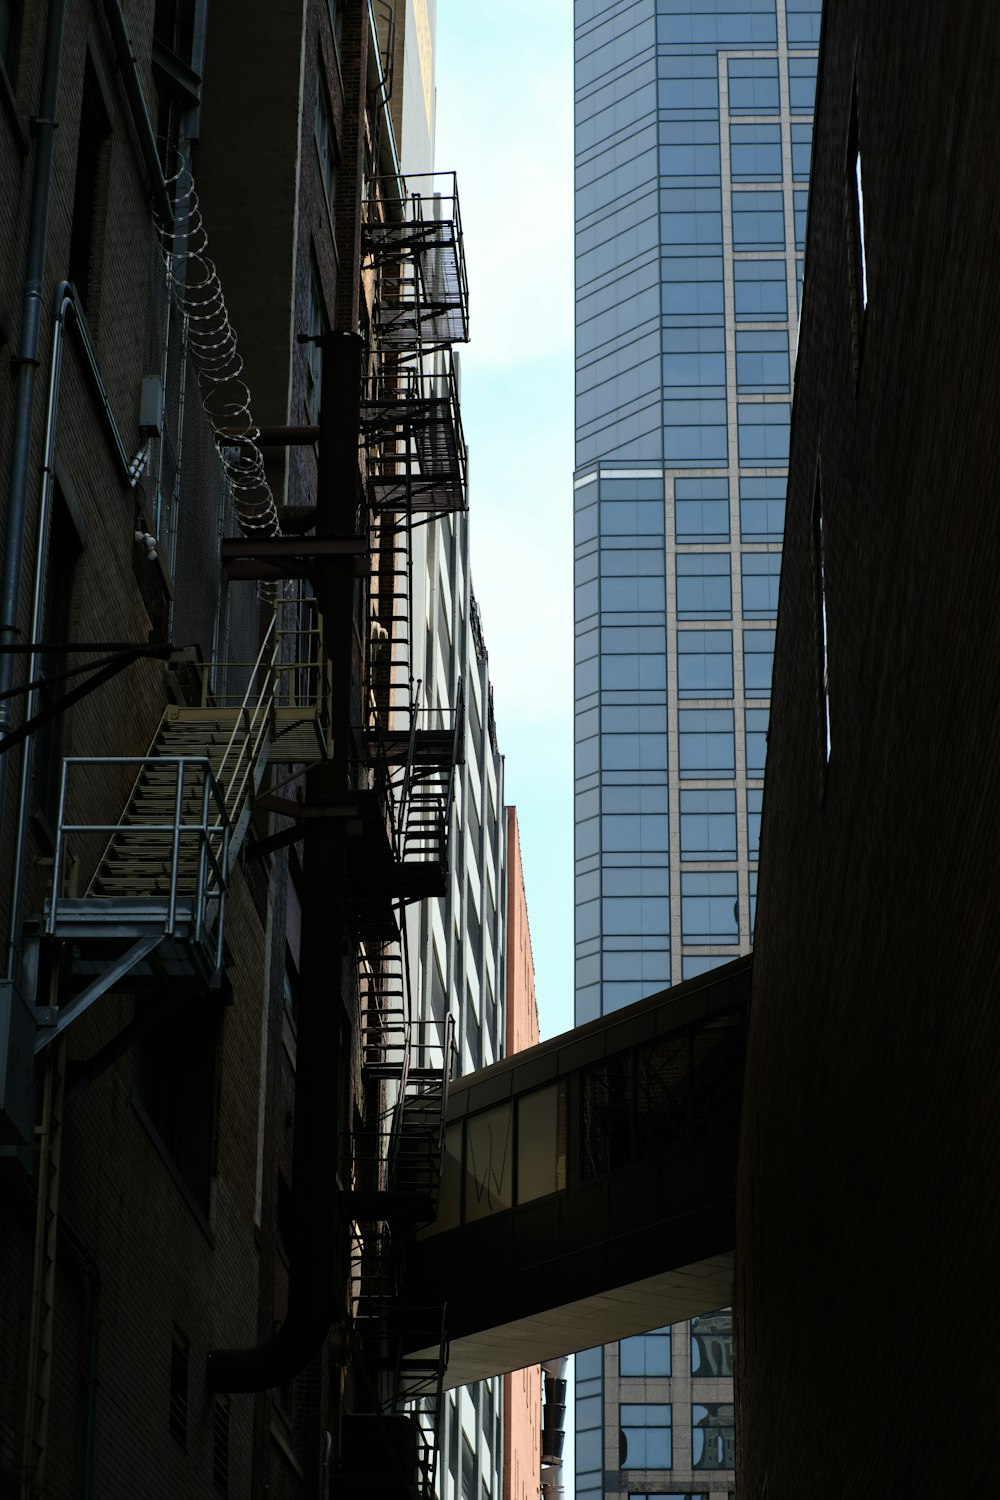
[573,0,819,1494]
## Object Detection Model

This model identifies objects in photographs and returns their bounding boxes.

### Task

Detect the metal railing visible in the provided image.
[47,755,231,965]
[273,594,328,720]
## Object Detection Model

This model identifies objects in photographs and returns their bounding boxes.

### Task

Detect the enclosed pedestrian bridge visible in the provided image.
[400,956,749,1390]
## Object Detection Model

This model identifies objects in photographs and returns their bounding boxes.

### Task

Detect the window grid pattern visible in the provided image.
[574,4,817,1021]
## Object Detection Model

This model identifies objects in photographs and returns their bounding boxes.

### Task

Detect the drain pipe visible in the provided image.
[101,0,173,228]
[0,0,69,859]
[5,285,74,982]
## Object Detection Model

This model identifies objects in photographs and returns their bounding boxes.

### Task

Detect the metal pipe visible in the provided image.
[0,0,69,904]
[5,285,73,979]
[100,0,174,229]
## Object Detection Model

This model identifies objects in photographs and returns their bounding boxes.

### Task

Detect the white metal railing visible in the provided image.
[207,609,278,820]
[47,755,231,968]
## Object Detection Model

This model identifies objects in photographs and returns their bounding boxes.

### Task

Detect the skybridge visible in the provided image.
[399,956,750,1389]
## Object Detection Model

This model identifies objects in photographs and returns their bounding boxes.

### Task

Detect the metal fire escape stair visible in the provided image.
[33,614,305,1050]
[345,926,452,1500]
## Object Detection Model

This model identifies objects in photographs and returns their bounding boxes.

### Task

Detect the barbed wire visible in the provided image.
[153,160,280,544]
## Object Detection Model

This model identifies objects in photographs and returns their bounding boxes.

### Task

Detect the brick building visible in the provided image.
[502,810,543,1500]
[735,1,1000,1492]
[0,3,480,1497]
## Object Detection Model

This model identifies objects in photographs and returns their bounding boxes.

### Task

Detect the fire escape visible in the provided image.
[338,172,470,1500]
[31,599,331,1052]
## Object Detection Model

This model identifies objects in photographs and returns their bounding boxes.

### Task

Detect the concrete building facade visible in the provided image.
[573,1,819,1497]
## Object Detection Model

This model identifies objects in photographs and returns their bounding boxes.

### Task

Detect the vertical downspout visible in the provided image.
[5,287,74,981]
[0,0,69,887]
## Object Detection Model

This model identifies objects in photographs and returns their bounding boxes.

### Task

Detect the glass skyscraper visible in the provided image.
[573,0,820,1494]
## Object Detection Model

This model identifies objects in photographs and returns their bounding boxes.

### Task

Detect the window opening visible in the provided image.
[813,465,832,764]
[69,54,113,319]
[855,151,868,307]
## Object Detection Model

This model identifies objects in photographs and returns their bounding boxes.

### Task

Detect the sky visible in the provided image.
[433,0,577,1044]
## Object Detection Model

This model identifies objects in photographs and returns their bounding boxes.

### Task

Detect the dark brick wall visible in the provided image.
[0,4,277,1496]
[735,3,1000,1494]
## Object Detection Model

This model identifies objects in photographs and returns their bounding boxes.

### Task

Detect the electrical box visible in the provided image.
[139,374,165,435]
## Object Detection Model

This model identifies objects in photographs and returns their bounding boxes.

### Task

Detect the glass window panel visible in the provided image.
[731,190,785,249]
[729,123,782,182]
[676,554,731,620]
[620,1404,672,1470]
[739,476,786,540]
[743,629,776,695]
[576,1429,602,1475]
[741,552,781,617]
[728,56,780,114]
[690,1313,733,1378]
[677,630,733,698]
[737,403,791,464]
[517,1083,567,1204]
[681,873,738,944]
[620,1331,671,1378]
[733,259,787,321]
[735,330,789,393]
[576,1395,602,1431]
[682,954,730,981]
[745,708,769,775]
[789,56,818,111]
[464,1104,513,1222]
[794,188,809,250]
[791,122,812,181]
[680,789,737,860]
[601,500,665,535]
[678,709,735,778]
[691,1404,735,1472]
[663,349,726,388]
[747,788,763,859]
[576,1347,603,1382]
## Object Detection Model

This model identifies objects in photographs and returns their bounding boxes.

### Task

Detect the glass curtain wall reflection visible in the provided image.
[573,1,819,1497]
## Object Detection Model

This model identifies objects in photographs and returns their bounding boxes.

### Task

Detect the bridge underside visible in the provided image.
[414,1247,734,1392]
[400,958,750,1389]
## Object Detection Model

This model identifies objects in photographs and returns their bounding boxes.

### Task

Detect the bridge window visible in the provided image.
[517,1083,568,1204]
[691,1404,734,1472]
[426,1083,568,1236]
[620,1328,671,1377]
[620,1404,672,1469]
[464,1104,513,1222]
[582,1016,744,1181]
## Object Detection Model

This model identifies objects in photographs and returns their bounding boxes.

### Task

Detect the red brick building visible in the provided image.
[735,2,1000,1492]
[503,809,542,1500]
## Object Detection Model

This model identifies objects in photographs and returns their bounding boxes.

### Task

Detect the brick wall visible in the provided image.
[0,4,273,1495]
[503,808,542,1500]
[735,3,1000,1494]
